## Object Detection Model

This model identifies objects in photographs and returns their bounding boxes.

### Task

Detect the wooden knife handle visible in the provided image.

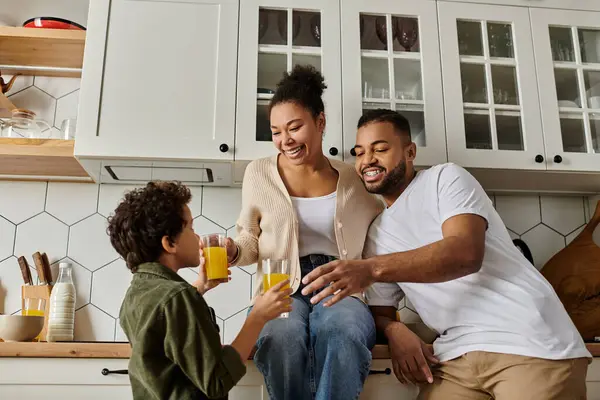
[41,253,53,284]
[17,256,33,285]
[32,252,47,284]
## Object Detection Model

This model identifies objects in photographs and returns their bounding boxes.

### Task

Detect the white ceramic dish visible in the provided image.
[0,315,44,342]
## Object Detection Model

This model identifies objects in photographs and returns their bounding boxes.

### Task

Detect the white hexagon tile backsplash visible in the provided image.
[0,180,597,342]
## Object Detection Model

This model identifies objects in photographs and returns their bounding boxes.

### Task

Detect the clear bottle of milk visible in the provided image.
[46,263,76,342]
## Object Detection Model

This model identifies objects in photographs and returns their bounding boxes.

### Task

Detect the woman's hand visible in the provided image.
[225,237,239,263]
[192,248,231,295]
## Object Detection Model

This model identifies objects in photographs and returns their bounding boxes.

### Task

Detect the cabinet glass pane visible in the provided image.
[393,17,419,53]
[549,27,574,62]
[256,103,272,142]
[259,9,288,45]
[465,112,492,149]
[394,59,422,101]
[496,114,523,151]
[578,29,600,64]
[461,63,487,103]
[457,20,483,56]
[491,65,518,105]
[258,53,287,93]
[555,69,580,107]
[397,106,425,147]
[363,101,391,112]
[583,71,600,109]
[591,115,600,153]
[362,57,390,99]
[293,11,320,47]
[488,23,514,59]
[293,54,321,73]
[560,114,586,153]
[360,14,388,51]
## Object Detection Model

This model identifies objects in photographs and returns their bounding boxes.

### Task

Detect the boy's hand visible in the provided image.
[250,280,293,323]
[192,248,231,295]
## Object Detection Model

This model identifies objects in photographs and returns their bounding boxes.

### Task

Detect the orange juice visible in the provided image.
[263,273,291,292]
[205,246,228,280]
[22,309,44,317]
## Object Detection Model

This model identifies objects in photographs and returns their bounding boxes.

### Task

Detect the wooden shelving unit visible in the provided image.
[0,138,92,181]
[0,27,86,78]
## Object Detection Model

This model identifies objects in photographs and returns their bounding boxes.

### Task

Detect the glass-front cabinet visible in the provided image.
[531,8,600,172]
[340,0,446,166]
[438,2,545,170]
[235,0,342,161]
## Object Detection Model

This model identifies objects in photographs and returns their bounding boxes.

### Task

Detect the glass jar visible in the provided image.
[0,109,51,139]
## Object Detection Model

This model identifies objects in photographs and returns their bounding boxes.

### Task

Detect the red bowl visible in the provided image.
[23,17,85,30]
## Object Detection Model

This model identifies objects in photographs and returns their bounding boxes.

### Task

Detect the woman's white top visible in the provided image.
[290,192,339,257]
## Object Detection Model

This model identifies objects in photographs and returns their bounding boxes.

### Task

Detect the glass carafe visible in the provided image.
[0,109,51,139]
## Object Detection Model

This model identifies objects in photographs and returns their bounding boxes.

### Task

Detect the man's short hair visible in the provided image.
[357,109,412,141]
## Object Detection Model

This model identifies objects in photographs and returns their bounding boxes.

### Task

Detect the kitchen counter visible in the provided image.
[0,342,599,359]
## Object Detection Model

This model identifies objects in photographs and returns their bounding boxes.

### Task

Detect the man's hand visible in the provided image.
[301,259,375,307]
[386,322,439,385]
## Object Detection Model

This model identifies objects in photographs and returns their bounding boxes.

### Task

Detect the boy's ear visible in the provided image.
[161,236,176,254]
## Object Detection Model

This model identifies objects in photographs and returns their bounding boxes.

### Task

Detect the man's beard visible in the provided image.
[363,160,407,195]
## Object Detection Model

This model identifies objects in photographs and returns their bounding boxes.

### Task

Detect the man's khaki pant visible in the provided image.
[417,351,589,400]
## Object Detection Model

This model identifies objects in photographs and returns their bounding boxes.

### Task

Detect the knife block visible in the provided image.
[21,284,53,342]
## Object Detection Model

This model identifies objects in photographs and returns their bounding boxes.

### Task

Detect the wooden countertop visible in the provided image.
[0,342,599,359]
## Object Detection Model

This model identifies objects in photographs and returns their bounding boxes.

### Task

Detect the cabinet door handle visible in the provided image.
[101,368,129,376]
[219,143,229,153]
[350,148,357,157]
[553,155,563,163]
[369,368,392,376]
[535,154,544,163]
[329,147,339,156]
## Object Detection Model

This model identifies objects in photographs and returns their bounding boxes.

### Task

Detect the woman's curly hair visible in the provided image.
[268,64,327,118]
[107,181,191,273]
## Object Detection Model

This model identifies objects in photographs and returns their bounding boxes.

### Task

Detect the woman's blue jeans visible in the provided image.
[252,254,376,400]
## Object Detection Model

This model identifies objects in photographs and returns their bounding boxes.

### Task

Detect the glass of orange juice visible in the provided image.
[201,234,229,282]
[23,298,46,342]
[262,259,291,318]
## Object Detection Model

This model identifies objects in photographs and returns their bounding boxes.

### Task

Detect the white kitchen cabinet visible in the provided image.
[0,358,132,399]
[76,0,239,162]
[530,8,600,172]
[438,1,546,170]
[235,0,343,161]
[340,0,447,166]
[437,0,600,12]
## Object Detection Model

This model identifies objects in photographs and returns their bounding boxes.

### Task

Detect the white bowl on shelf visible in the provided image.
[0,315,44,342]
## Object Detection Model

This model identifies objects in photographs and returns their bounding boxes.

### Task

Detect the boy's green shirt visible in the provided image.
[119,262,246,399]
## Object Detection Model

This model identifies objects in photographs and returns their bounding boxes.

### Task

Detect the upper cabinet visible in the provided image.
[439,0,600,12]
[439,2,546,170]
[76,0,239,162]
[340,0,446,166]
[235,0,343,161]
[531,8,600,172]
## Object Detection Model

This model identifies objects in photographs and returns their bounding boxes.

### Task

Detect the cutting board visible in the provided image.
[541,200,600,341]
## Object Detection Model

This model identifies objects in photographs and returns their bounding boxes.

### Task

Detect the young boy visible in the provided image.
[108,181,292,400]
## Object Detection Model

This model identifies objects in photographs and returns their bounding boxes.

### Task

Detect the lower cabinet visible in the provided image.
[0,357,598,399]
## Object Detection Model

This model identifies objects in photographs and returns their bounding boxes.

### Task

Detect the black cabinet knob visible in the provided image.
[535,154,544,163]
[369,368,392,376]
[219,144,229,153]
[329,147,338,156]
[101,368,128,376]
[350,148,357,157]
[554,155,563,163]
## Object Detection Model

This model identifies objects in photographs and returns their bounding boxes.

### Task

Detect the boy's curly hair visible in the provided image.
[107,181,192,272]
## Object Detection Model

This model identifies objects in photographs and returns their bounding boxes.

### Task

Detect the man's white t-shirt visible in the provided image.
[365,163,591,362]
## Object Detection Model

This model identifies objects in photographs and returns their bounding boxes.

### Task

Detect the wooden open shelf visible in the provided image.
[0,27,86,78]
[0,138,92,181]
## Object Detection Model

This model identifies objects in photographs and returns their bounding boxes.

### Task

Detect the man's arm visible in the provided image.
[371,213,487,283]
